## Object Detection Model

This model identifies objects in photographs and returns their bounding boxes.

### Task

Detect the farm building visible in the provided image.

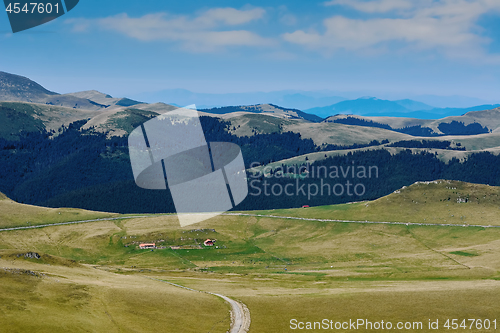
[139,243,156,249]
[203,239,216,246]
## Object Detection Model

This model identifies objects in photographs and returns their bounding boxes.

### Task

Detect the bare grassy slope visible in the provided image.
[259,180,500,226]
[82,103,180,136]
[65,90,142,107]
[0,192,116,228]
[325,108,500,134]
[2,211,499,332]
[285,121,412,145]
[0,72,106,111]
[0,258,229,333]
[220,113,413,144]
[0,102,104,139]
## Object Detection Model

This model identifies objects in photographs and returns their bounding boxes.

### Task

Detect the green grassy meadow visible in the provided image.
[256,180,500,226]
[0,192,118,229]
[0,262,229,333]
[1,181,500,332]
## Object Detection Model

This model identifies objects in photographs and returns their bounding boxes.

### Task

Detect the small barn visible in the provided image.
[139,243,156,249]
[203,239,216,246]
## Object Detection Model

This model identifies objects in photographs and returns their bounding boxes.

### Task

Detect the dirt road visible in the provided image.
[147,278,251,333]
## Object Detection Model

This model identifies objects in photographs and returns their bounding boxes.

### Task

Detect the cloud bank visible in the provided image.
[66,1,500,60]
[284,0,500,59]
[66,7,271,52]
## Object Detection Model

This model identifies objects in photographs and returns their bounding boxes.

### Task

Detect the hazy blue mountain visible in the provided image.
[305,97,410,118]
[306,97,500,119]
[429,104,500,116]
[130,89,346,110]
[412,94,497,108]
[394,99,433,111]
[278,93,346,110]
[129,87,498,111]
[362,104,500,119]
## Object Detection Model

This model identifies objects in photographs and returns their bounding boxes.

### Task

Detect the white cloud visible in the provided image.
[195,7,265,26]
[285,0,500,60]
[280,13,298,26]
[66,7,271,52]
[324,0,413,13]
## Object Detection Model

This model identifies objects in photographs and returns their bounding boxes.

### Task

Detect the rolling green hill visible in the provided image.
[251,145,500,171]
[325,108,500,135]
[219,111,500,150]
[256,180,500,226]
[1,180,500,332]
[82,103,178,136]
[218,113,413,145]
[2,180,500,274]
[200,103,322,122]
[0,191,117,229]
[65,90,142,108]
[0,102,104,139]
[0,258,229,333]
[285,121,412,146]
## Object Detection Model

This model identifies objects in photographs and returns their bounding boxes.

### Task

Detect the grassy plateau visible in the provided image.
[0,180,499,332]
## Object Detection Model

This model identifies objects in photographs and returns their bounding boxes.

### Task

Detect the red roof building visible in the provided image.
[204,239,215,246]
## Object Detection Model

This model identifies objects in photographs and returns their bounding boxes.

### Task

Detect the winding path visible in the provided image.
[210,293,251,333]
[146,278,251,333]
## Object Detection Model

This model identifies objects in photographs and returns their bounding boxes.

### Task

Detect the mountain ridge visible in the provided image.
[199,103,322,122]
[306,97,500,119]
[0,71,109,110]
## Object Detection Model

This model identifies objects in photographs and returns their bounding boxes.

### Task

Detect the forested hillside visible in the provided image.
[2,116,500,213]
[329,116,490,136]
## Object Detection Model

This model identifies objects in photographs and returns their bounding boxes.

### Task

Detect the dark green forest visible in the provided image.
[1,117,500,213]
[387,140,465,150]
[330,116,490,136]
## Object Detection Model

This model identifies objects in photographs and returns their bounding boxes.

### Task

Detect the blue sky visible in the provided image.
[1,0,500,104]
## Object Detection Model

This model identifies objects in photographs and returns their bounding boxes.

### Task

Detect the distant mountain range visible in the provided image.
[130,87,497,111]
[2,70,500,140]
[130,88,500,119]
[131,88,346,110]
[3,70,500,213]
[305,97,500,119]
[2,71,499,120]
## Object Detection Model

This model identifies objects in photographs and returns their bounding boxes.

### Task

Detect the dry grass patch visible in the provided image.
[0,193,116,229]
[257,180,500,226]
[0,258,229,333]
